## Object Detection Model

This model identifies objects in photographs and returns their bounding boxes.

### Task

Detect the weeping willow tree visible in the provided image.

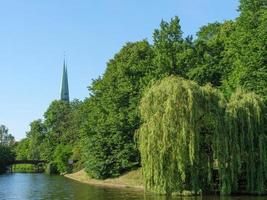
[137,76,267,195]
[137,76,225,194]
[219,89,267,195]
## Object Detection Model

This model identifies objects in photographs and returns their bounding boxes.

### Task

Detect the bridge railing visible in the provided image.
[8,160,47,165]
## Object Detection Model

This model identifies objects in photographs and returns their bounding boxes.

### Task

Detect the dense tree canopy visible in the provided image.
[15,100,84,173]
[0,125,15,173]
[137,77,224,194]
[0,145,15,173]
[138,77,267,195]
[222,0,267,98]
[153,16,194,78]
[84,41,154,178]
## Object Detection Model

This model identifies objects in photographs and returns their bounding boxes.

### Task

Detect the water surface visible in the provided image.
[0,173,266,200]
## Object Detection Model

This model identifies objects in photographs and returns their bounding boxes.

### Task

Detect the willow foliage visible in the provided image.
[138,76,266,195]
[137,76,225,194]
[220,89,267,195]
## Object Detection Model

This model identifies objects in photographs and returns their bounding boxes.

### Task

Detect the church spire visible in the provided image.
[60,58,70,102]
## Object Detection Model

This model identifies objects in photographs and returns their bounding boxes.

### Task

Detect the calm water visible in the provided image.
[0,173,266,200]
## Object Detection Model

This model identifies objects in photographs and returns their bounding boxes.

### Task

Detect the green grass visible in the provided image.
[12,164,45,173]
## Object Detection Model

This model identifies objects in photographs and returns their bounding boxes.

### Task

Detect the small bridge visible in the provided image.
[7,160,47,173]
[8,160,47,165]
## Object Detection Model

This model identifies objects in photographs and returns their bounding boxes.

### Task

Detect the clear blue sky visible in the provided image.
[0,0,239,140]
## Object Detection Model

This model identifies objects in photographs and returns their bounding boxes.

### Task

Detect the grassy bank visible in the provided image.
[65,169,144,190]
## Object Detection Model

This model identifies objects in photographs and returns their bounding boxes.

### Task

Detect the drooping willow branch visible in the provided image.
[137,76,266,195]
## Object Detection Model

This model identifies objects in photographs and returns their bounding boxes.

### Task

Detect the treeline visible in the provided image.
[15,0,267,194]
[0,125,15,173]
[15,100,84,173]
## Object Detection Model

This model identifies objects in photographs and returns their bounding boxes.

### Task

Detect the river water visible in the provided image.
[0,173,266,200]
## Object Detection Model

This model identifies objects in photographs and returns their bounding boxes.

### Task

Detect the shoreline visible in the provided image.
[64,169,144,191]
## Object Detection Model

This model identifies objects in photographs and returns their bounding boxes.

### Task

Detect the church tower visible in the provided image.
[60,59,70,102]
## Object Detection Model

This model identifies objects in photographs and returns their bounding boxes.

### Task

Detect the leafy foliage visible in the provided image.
[137,76,224,194]
[26,120,46,160]
[222,0,267,98]
[153,16,195,79]
[220,89,267,194]
[0,145,15,173]
[15,138,30,160]
[84,41,154,179]
[15,100,84,173]
[137,77,267,195]
[0,125,16,173]
[53,144,73,173]
[188,21,235,87]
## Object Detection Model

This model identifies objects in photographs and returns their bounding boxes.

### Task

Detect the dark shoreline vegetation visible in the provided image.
[1,0,267,196]
[0,145,15,173]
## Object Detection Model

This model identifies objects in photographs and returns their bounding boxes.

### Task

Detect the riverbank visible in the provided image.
[65,169,144,191]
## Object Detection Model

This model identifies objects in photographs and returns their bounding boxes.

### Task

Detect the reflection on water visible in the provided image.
[0,173,266,200]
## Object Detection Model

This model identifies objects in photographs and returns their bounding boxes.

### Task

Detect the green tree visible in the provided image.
[15,138,30,160]
[84,41,154,179]
[153,16,194,79]
[137,76,267,195]
[188,21,235,87]
[15,99,86,173]
[217,89,266,195]
[222,0,267,99]
[26,120,46,160]
[0,145,15,173]
[53,144,72,173]
[137,76,224,194]
[43,100,71,160]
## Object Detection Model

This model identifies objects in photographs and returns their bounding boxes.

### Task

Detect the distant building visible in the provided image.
[60,59,70,102]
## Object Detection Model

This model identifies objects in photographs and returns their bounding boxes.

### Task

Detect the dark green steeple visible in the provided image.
[60,59,70,102]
